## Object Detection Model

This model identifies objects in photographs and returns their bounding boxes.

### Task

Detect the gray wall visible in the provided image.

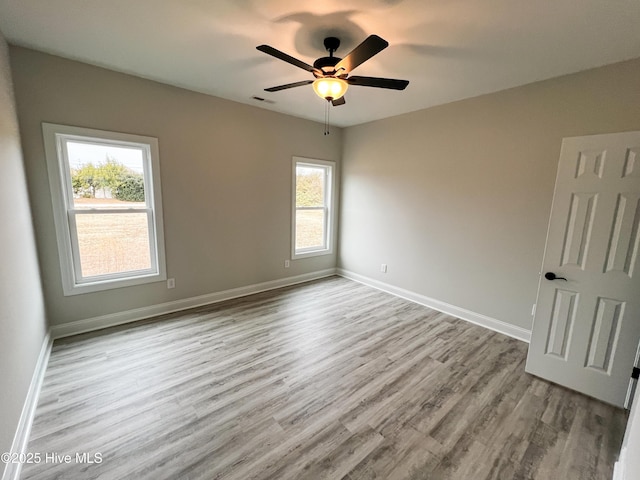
[0,34,47,467]
[9,47,342,327]
[339,58,640,331]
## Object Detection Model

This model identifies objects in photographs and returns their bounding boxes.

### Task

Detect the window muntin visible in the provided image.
[43,124,166,295]
[292,158,334,258]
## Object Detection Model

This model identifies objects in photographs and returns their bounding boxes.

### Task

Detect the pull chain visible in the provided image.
[324,99,330,135]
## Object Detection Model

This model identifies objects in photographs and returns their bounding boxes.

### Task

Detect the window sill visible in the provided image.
[292,248,333,260]
[62,271,167,296]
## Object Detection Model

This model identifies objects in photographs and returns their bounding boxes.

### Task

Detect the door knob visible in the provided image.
[544,272,567,281]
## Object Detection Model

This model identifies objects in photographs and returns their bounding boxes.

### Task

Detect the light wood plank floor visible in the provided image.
[21,276,626,479]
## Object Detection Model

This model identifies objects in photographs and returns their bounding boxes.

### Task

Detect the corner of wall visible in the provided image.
[0,30,49,480]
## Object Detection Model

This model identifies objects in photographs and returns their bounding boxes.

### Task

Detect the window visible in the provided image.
[292,157,335,258]
[43,123,166,295]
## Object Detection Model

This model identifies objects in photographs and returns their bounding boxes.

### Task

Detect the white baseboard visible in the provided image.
[51,269,337,339]
[613,447,626,480]
[2,333,53,480]
[337,269,531,343]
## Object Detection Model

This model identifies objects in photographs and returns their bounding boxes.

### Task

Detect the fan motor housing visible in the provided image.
[312,36,347,77]
[313,56,343,76]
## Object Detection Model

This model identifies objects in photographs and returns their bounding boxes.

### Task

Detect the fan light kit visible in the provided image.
[312,77,348,101]
[257,35,409,134]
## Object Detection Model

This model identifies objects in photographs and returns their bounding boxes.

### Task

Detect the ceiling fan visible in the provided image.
[256,35,409,106]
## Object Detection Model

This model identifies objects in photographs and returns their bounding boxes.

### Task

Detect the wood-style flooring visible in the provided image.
[21,276,626,479]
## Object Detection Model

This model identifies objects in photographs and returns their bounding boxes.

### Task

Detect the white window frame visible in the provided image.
[291,157,335,259]
[42,123,167,295]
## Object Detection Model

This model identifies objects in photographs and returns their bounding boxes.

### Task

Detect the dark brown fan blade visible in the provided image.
[334,35,389,73]
[257,45,321,75]
[331,96,346,106]
[347,76,409,90]
[264,80,314,92]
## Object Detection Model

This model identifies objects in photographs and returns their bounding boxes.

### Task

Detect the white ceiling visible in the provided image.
[1,0,639,127]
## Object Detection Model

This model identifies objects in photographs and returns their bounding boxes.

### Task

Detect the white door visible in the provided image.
[526,131,640,407]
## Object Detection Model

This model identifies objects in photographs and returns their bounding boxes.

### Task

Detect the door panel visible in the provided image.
[545,288,577,358]
[604,193,640,276]
[526,131,640,407]
[585,297,623,372]
[561,192,597,268]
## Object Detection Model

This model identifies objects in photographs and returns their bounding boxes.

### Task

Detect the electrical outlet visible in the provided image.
[167,278,175,289]
[381,264,387,273]
[284,260,290,268]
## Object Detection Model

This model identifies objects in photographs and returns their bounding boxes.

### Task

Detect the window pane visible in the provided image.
[66,141,146,209]
[75,213,151,278]
[296,165,325,208]
[296,209,325,250]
